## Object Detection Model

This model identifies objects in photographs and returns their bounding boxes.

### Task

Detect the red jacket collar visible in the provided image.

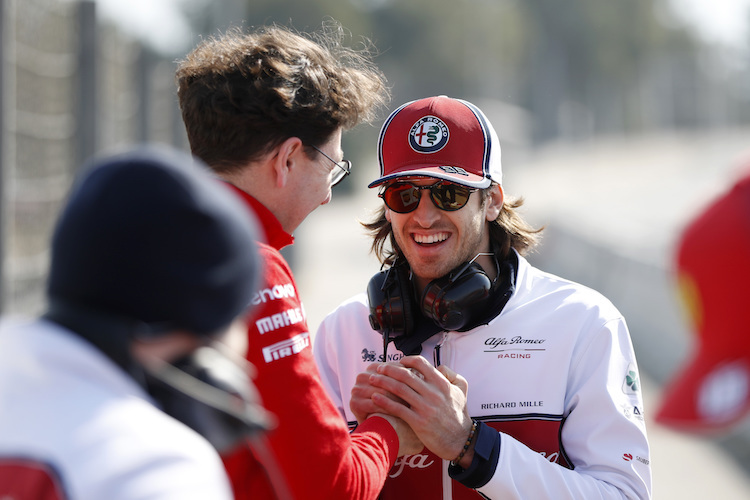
[223,182,294,250]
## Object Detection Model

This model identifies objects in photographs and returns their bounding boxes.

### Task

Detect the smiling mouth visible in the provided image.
[413,232,449,245]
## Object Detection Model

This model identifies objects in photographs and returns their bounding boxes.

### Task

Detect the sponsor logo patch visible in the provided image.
[621,402,645,422]
[622,453,650,466]
[481,400,544,410]
[262,332,310,363]
[389,454,434,478]
[361,348,404,363]
[622,363,640,395]
[485,336,546,359]
[438,165,470,177]
[409,115,449,153]
[255,307,304,334]
[361,348,377,363]
[251,283,296,305]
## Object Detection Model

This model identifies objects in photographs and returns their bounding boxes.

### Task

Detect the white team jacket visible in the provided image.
[0,318,233,500]
[314,252,652,499]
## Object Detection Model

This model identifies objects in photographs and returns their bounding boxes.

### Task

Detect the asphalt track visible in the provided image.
[294,129,750,499]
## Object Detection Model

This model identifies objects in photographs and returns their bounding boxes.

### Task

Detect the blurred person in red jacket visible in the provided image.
[176,23,424,500]
[657,165,750,432]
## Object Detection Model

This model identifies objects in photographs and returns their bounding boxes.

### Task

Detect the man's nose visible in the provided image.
[410,191,440,225]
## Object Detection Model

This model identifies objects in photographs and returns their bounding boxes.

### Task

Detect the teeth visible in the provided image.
[414,232,448,244]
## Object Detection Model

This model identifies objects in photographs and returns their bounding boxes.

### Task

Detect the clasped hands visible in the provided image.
[351,355,476,467]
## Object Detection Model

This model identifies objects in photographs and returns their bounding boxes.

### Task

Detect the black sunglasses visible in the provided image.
[379,181,477,213]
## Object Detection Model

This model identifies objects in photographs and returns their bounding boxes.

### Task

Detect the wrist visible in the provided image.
[448,421,501,489]
[450,419,478,468]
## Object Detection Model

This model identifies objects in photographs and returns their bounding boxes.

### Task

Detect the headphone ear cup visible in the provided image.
[367,265,415,339]
[367,270,389,332]
[421,263,492,331]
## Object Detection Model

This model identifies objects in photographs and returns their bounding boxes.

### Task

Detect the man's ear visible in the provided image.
[485,184,504,221]
[271,137,304,188]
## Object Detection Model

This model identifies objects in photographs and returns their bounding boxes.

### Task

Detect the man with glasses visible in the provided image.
[175,24,422,500]
[314,96,653,499]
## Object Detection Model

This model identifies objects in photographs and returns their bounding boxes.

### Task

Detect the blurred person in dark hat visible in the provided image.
[657,165,750,432]
[176,22,422,500]
[314,95,653,499]
[0,145,266,499]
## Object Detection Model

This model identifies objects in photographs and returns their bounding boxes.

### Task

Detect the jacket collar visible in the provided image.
[223,182,294,250]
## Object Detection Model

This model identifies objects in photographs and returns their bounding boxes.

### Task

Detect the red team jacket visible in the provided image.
[221,185,399,500]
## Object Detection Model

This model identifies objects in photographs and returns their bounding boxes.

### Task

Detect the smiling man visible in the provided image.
[313,96,653,499]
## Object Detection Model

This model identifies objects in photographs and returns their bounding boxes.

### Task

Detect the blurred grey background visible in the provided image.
[2,0,750,497]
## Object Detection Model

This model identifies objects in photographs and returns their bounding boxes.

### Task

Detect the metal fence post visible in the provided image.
[75,0,97,169]
[136,46,153,143]
[0,0,6,312]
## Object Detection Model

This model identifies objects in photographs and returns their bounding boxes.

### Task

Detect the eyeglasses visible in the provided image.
[311,145,351,187]
[379,181,477,213]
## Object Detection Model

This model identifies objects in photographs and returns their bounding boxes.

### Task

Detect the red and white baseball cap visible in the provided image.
[656,167,750,432]
[369,96,502,189]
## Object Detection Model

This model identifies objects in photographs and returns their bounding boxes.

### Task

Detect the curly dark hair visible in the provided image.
[362,185,543,267]
[176,22,389,174]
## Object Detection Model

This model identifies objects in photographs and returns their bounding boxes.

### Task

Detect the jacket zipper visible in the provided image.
[433,331,449,367]
[434,331,453,499]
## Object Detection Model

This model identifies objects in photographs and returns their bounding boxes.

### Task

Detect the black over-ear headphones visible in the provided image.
[367,262,416,341]
[367,256,495,339]
[420,260,493,331]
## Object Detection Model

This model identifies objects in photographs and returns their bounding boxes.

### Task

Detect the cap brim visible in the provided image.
[368,165,491,189]
[655,349,750,433]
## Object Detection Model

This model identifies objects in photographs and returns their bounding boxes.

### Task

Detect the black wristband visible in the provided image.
[448,421,500,489]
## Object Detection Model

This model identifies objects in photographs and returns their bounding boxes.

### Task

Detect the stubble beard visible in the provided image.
[397,223,486,284]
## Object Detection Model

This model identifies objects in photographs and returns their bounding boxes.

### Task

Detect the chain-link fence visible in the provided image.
[0,0,186,315]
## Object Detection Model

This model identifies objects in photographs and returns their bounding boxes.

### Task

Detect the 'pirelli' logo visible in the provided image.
[262,333,310,363]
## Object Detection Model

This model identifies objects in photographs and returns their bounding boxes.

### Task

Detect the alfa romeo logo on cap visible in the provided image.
[409,115,449,153]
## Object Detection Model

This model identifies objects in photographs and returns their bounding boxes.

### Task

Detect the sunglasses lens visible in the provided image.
[382,182,474,213]
[383,184,420,213]
[431,184,472,211]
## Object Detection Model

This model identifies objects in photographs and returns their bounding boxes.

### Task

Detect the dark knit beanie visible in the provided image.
[46,145,261,337]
